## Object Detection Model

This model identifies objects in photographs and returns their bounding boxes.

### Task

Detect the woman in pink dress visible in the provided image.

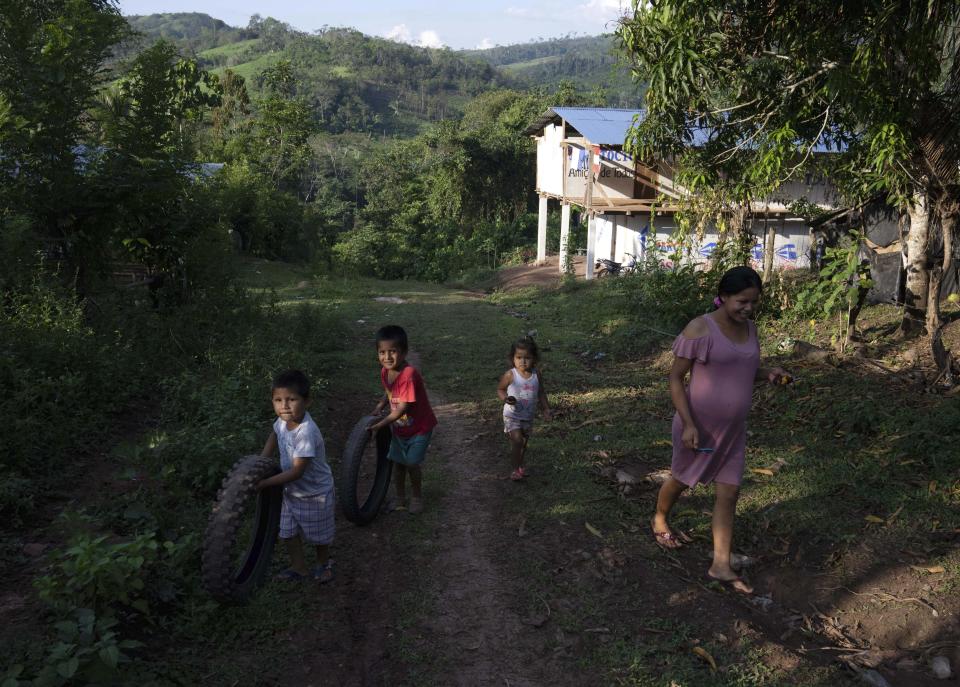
[651,266,792,594]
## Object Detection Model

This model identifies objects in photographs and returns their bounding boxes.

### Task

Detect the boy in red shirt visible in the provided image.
[369,325,438,514]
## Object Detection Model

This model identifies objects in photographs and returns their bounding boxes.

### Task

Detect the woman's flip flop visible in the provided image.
[652,529,686,550]
[651,522,693,549]
[705,572,753,595]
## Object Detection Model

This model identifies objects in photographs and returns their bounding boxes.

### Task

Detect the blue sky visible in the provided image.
[117,0,630,50]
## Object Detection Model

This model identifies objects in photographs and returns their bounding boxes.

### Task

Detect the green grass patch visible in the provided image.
[198,38,262,59]
[212,51,282,82]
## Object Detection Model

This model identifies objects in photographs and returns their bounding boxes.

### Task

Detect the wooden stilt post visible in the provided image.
[559,203,571,273]
[537,195,548,264]
[585,145,596,279]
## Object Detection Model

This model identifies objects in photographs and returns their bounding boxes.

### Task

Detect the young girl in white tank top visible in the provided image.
[496,337,553,481]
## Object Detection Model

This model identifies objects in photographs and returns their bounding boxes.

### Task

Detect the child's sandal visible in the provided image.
[510,468,524,481]
[274,568,307,582]
[312,561,335,584]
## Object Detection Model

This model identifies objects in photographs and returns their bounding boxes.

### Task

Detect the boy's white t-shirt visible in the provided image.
[273,411,333,498]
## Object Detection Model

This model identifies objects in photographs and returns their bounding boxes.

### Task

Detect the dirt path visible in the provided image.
[393,351,573,685]
[411,398,571,686]
[275,351,576,686]
[494,256,586,291]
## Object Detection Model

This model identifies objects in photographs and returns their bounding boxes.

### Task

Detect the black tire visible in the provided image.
[202,454,282,603]
[339,416,393,525]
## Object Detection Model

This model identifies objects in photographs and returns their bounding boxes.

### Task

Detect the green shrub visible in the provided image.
[35,533,159,618]
[0,279,114,475]
[2,610,141,687]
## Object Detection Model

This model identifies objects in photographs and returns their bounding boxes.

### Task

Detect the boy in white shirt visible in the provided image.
[257,370,335,583]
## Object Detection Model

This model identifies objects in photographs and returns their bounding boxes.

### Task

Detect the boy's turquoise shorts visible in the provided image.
[387,430,433,466]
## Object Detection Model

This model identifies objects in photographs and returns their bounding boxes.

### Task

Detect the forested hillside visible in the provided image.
[466,35,639,106]
[126,13,639,115]
[127,12,250,52]
[124,13,512,134]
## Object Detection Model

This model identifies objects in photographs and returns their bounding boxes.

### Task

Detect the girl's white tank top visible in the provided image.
[504,368,538,421]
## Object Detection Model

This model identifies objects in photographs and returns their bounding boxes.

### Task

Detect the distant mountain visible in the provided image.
[465,35,640,107]
[126,12,251,53]
[119,13,641,131]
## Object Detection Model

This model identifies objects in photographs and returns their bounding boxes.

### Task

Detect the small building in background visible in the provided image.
[523,107,841,279]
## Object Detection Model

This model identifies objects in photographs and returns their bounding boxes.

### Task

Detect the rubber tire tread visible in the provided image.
[202,454,282,603]
[339,416,393,525]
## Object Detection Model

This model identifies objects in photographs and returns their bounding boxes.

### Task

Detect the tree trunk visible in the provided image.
[847,262,871,346]
[926,194,957,385]
[725,202,750,264]
[902,191,930,332]
[762,217,776,281]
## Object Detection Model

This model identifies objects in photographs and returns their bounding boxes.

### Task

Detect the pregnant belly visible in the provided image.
[688,382,752,424]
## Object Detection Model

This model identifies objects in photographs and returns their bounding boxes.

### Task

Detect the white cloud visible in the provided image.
[417,29,444,49]
[476,37,495,50]
[385,24,412,42]
[383,23,445,49]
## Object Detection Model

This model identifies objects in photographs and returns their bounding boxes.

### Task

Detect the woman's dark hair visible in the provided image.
[375,324,408,353]
[272,369,311,398]
[717,266,763,297]
[510,336,539,362]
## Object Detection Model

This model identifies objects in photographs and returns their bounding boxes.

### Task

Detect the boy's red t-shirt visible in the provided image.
[381,365,438,438]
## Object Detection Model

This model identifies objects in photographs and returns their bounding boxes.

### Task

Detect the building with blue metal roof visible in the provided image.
[525,106,842,279]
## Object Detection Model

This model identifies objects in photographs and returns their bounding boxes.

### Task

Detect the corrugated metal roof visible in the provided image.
[523,107,643,145]
[524,107,839,152]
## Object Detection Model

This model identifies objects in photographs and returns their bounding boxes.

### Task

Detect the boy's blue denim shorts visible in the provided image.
[387,430,433,466]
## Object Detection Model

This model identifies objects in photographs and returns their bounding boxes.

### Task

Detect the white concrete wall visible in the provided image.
[592,214,812,270]
[535,123,566,196]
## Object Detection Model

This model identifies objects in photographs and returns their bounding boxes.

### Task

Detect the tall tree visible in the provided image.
[0,0,127,287]
[617,1,960,342]
[253,59,316,197]
[95,41,222,276]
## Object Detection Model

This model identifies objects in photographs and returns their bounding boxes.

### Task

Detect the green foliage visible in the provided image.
[616,0,960,206]
[250,60,317,194]
[26,526,198,685]
[35,533,159,617]
[0,0,127,274]
[106,40,222,158]
[333,84,593,281]
[466,35,638,106]
[795,233,872,341]
[3,609,142,687]
[0,278,113,483]
[126,12,248,53]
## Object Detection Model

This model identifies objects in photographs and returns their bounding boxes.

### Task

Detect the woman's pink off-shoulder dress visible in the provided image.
[670,316,760,486]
